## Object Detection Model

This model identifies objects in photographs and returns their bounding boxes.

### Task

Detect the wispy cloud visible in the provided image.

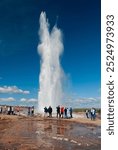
[88,97,97,101]
[0,86,30,94]
[0,97,15,102]
[20,98,37,103]
[64,96,101,108]
[0,77,3,80]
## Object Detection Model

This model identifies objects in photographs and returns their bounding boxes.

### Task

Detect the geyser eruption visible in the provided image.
[38,12,64,112]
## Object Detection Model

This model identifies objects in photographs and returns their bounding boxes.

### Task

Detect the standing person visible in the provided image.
[60,106,64,118]
[7,106,10,115]
[69,107,73,118]
[93,108,96,120]
[11,106,14,115]
[88,109,91,118]
[0,106,2,114]
[10,106,12,115]
[48,106,52,117]
[64,107,68,118]
[90,108,93,120]
[31,106,34,116]
[17,106,20,115]
[3,105,7,114]
[90,108,95,120]
[44,106,48,117]
[28,107,30,116]
[85,109,89,118]
[56,105,60,118]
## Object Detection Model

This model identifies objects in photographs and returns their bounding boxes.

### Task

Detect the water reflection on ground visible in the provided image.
[0,117,101,150]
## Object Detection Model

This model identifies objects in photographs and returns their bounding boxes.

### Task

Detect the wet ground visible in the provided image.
[0,116,101,150]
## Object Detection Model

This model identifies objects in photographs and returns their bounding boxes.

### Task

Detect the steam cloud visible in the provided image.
[37,12,64,112]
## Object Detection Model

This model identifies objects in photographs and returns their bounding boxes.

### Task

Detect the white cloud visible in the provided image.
[20,98,27,102]
[66,97,99,103]
[0,86,30,94]
[0,97,15,102]
[28,98,38,102]
[20,98,37,103]
[64,96,101,108]
[88,97,97,101]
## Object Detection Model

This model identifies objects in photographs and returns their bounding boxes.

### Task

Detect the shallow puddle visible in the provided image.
[0,117,101,150]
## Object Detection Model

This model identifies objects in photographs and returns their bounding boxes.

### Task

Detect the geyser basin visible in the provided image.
[38,12,64,112]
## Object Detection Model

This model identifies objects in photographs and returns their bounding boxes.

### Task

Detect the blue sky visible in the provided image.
[0,0,101,108]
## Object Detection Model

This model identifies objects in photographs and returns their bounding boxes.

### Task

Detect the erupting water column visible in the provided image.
[37,12,64,113]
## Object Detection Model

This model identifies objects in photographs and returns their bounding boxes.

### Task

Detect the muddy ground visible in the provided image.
[0,115,101,150]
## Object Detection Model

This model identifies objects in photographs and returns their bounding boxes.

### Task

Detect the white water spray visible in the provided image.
[37,12,64,112]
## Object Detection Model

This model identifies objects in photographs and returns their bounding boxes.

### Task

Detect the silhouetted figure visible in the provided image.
[64,107,68,118]
[44,107,48,117]
[0,106,2,114]
[10,106,12,115]
[85,109,89,118]
[48,106,52,117]
[69,107,73,118]
[28,107,30,116]
[56,105,60,118]
[31,106,34,116]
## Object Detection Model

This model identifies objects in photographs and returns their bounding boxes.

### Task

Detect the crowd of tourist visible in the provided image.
[0,105,35,116]
[28,106,34,116]
[0,105,15,115]
[44,105,73,119]
[85,108,96,120]
[0,105,97,121]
